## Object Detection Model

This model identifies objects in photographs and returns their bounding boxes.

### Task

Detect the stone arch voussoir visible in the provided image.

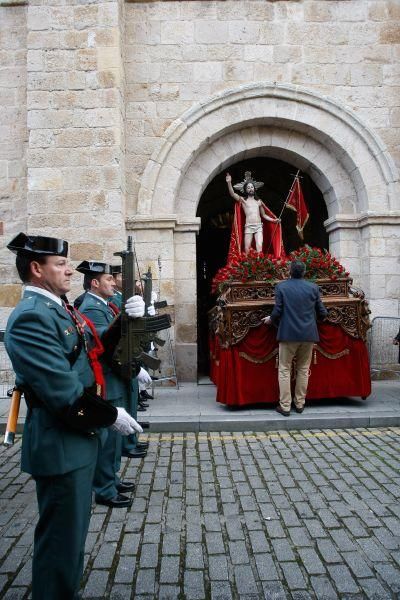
[137,83,399,220]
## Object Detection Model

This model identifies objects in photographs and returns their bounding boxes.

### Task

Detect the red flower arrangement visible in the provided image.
[211,246,349,294]
[211,249,289,294]
[288,245,350,281]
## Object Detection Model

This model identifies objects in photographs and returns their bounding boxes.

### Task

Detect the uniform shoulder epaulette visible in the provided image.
[84,295,104,309]
[19,295,39,311]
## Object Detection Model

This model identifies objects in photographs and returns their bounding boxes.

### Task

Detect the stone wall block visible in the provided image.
[82,108,118,128]
[73,4,98,30]
[27,7,52,31]
[370,299,399,317]
[194,21,228,44]
[97,46,120,71]
[62,167,102,191]
[27,49,44,72]
[175,261,196,280]
[228,21,261,44]
[45,49,75,72]
[244,45,274,63]
[27,108,74,130]
[126,21,161,45]
[379,23,400,44]
[70,242,104,261]
[27,30,60,49]
[0,284,22,308]
[0,66,25,89]
[28,167,62,191]
[386,275,400,297]
[98,4,119,28]
[223,61,254,82]
[76,48,97,71]
[161,21,194,45]
[125,62,160,84]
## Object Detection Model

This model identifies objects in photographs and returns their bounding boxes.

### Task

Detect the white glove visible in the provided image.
[147,304,156,316]
[151,291,158,303]
[125,295,145,318]
[137,367,152,386]
[111,407,143,435]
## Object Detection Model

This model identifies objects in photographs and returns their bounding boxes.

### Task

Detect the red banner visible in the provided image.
[286,178,309,240]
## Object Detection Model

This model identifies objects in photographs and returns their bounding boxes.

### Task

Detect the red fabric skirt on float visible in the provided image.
[210,323,371,407]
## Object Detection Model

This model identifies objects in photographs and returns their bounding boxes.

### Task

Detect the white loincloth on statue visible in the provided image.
[244,222,263,234]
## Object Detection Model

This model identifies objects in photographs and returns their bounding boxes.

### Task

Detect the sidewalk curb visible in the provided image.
[2,414,400,435]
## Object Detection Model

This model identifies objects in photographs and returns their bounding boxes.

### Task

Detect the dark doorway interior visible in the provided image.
[196,156,329,378]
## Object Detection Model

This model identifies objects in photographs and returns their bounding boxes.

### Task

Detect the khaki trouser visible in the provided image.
[278,342,314,411]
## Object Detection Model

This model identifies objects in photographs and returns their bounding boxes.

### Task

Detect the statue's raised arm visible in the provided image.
[226,173,242,203]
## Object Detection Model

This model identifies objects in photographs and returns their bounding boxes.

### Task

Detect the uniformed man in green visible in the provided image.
[111,263,123,309]
[5,233,144,600]
[76,261,147,507]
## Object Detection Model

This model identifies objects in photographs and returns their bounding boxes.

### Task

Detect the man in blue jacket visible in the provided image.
[263,260,328,416]
[5,233,143,599]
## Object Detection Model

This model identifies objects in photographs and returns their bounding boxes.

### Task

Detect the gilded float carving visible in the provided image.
[210,277,371,348]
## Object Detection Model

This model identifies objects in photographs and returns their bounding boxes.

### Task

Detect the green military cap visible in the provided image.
[76,261,112,275]
[7,232,68,257]
[111,265,122,275]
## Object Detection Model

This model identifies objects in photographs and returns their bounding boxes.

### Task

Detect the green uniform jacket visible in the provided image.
[5,291,99,477]
[78,292,125,402]
[112,290,122,310]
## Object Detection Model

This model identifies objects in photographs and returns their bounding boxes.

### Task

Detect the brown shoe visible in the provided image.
[276,405,290,417]
[294,406,304,414]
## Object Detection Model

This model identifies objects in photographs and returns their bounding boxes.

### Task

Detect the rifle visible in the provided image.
[113,237,171,381]
[142,267,167,347]
[3,386,22,446]
[142,266,167,312]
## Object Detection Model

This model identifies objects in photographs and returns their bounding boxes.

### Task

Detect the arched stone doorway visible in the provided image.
[196,156,328,377]
[128,83,399,381]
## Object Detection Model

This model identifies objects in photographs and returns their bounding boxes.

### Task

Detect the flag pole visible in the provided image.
[265,169,301,256]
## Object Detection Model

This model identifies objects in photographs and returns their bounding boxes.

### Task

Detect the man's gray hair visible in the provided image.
[290,260,306,279]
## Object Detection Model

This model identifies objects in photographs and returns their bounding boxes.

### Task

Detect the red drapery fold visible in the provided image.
[211,323,371,407]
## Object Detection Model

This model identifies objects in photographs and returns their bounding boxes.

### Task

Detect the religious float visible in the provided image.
[208,172,371,407]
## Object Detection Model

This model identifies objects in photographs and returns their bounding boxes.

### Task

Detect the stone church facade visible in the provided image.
[0,0,399,380]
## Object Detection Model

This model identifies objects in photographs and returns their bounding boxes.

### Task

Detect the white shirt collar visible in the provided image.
[24,285,63,306]
[88,291,108,305]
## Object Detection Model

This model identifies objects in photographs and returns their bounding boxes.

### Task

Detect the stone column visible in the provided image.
[325,216,362,286]
[360,216,400,316]
[128,216,200,382]
[326,213,400,317]
[174,226,198,382]
[26,0,126,296]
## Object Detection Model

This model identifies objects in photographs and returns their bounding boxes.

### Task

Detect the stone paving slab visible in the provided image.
[0,427,399,599]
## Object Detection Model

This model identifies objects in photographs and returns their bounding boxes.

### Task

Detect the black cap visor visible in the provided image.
[7,233,68,257]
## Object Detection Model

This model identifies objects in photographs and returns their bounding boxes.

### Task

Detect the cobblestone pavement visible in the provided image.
[0,428,399,599]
